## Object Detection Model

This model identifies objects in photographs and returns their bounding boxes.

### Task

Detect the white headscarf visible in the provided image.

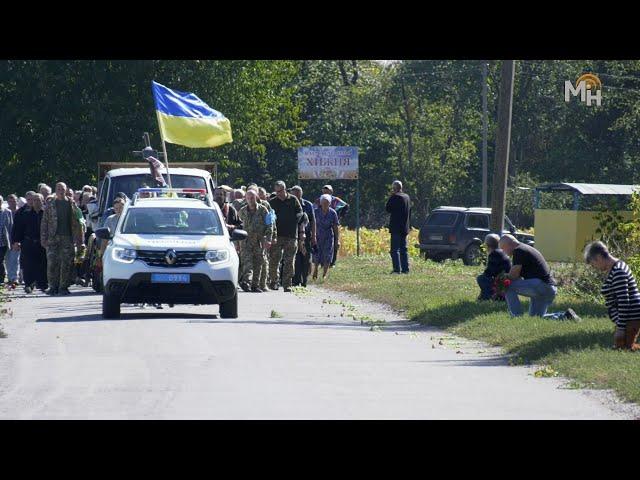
[320,194,332,204]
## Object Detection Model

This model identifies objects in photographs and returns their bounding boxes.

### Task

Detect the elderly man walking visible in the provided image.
[499,234,579,320]
[268,181,303,292]
[385,180,411,274]
[41,182,84,296]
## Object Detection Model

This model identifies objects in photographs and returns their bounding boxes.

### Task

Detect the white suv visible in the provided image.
[95,188,246,319]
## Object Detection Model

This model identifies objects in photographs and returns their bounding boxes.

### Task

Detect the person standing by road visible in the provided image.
[268,181,303,292]
[12,193,47,293]
[385,180,411,274]
[41,182,84,296]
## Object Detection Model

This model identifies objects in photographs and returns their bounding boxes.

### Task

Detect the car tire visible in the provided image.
[219,291,238,319]
[102,292,121,319]
[463,243,482,266]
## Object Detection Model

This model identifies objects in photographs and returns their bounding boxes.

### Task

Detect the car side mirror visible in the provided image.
[94,227,112,240]
[230,229,248,242]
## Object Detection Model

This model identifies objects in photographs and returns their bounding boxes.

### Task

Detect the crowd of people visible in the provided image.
[1,182,98,296]
[216,181,350,292]
[2,176,638,351]
[0,180,352,297]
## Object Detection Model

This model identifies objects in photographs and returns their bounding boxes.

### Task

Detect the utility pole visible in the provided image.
[490,60,515,234]
[481,61,488,207]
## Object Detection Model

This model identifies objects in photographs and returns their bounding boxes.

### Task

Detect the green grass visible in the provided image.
[326,255,640,404]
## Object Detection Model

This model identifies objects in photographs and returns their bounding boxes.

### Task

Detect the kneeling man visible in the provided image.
[499,234,579,320]
[476,233,511,300]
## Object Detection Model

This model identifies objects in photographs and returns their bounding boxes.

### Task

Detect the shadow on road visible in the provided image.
[37,312,219,322]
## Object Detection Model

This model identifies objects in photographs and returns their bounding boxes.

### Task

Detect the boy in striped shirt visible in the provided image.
[585,241,640,351]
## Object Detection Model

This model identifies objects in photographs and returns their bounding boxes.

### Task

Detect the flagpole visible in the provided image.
[155,110,173,188]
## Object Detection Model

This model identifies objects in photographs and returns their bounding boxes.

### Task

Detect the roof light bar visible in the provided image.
[136,188,206,194]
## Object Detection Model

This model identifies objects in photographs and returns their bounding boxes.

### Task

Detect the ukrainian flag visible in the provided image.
[152,81,232,148]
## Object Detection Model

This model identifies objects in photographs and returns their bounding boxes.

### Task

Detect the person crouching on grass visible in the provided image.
[499,234,580,320]
[584,241,640,351]
[476,233,511,301]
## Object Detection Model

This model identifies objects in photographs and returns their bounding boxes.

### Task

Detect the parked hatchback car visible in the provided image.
[417,207,535,266]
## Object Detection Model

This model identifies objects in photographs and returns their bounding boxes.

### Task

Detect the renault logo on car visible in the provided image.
[165,249,177,265]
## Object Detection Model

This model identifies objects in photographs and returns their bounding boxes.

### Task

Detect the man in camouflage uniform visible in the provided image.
[268,181,303,292]
[257,187,276,290]
[238,189,273,293]
[41,182,84,295]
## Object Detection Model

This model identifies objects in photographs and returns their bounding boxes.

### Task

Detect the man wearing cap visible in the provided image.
[268,181,303,292]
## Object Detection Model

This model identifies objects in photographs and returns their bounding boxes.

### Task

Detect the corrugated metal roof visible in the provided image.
[536,183,640,195]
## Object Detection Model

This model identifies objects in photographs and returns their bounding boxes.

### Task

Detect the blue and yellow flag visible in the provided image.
[152,81,232,148]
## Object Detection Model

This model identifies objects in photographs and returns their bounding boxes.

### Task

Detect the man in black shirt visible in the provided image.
[477,233,511,300]
[385,180,411,274]
[499,234,579,320]
[268,181,303,292]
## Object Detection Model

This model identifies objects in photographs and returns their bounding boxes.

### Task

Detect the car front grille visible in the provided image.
[136,250,206,268]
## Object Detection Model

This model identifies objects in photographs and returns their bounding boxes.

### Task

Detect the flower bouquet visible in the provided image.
[491,272,511,301]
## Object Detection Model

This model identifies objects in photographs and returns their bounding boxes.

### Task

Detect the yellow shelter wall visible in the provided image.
[534,210,578,262]
[535,209,633,262]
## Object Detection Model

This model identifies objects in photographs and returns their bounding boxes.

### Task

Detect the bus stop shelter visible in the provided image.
[534,183,638,262]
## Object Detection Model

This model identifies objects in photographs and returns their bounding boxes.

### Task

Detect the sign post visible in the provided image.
[297,146,360,256]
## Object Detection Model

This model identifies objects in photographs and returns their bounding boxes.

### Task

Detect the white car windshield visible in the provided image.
[121,208,223,235]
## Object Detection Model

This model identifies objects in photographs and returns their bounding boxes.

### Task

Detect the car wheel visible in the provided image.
[463,244,482,266]
[219,291,238,319]
[102,292,121,319]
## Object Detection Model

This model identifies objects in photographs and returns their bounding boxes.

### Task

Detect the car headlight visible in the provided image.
[112,247,137,264]
[206,249,229,264]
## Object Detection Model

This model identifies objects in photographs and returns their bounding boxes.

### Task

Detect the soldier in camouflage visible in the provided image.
[255,187,276,290]
[268,181,303,292]
[238,189,273,293]
[40,182,84,295]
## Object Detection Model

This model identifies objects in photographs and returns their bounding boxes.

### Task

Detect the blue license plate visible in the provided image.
[150,273,190,284]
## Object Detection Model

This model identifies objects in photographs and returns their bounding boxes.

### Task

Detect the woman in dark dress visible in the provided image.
[312,194,340,281]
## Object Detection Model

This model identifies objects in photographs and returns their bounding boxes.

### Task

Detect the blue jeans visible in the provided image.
[505,278,564,318]
[390,232,409,273]
[476,274,494,300]
[6,249,20,282]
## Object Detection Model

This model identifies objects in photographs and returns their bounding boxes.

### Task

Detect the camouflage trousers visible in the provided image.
[259,250,269,290]
[46,237,75,290]
[240,238,265,288]
[269,237,298,289]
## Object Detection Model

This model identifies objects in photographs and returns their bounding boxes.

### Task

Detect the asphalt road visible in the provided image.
[0,284,636,419]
